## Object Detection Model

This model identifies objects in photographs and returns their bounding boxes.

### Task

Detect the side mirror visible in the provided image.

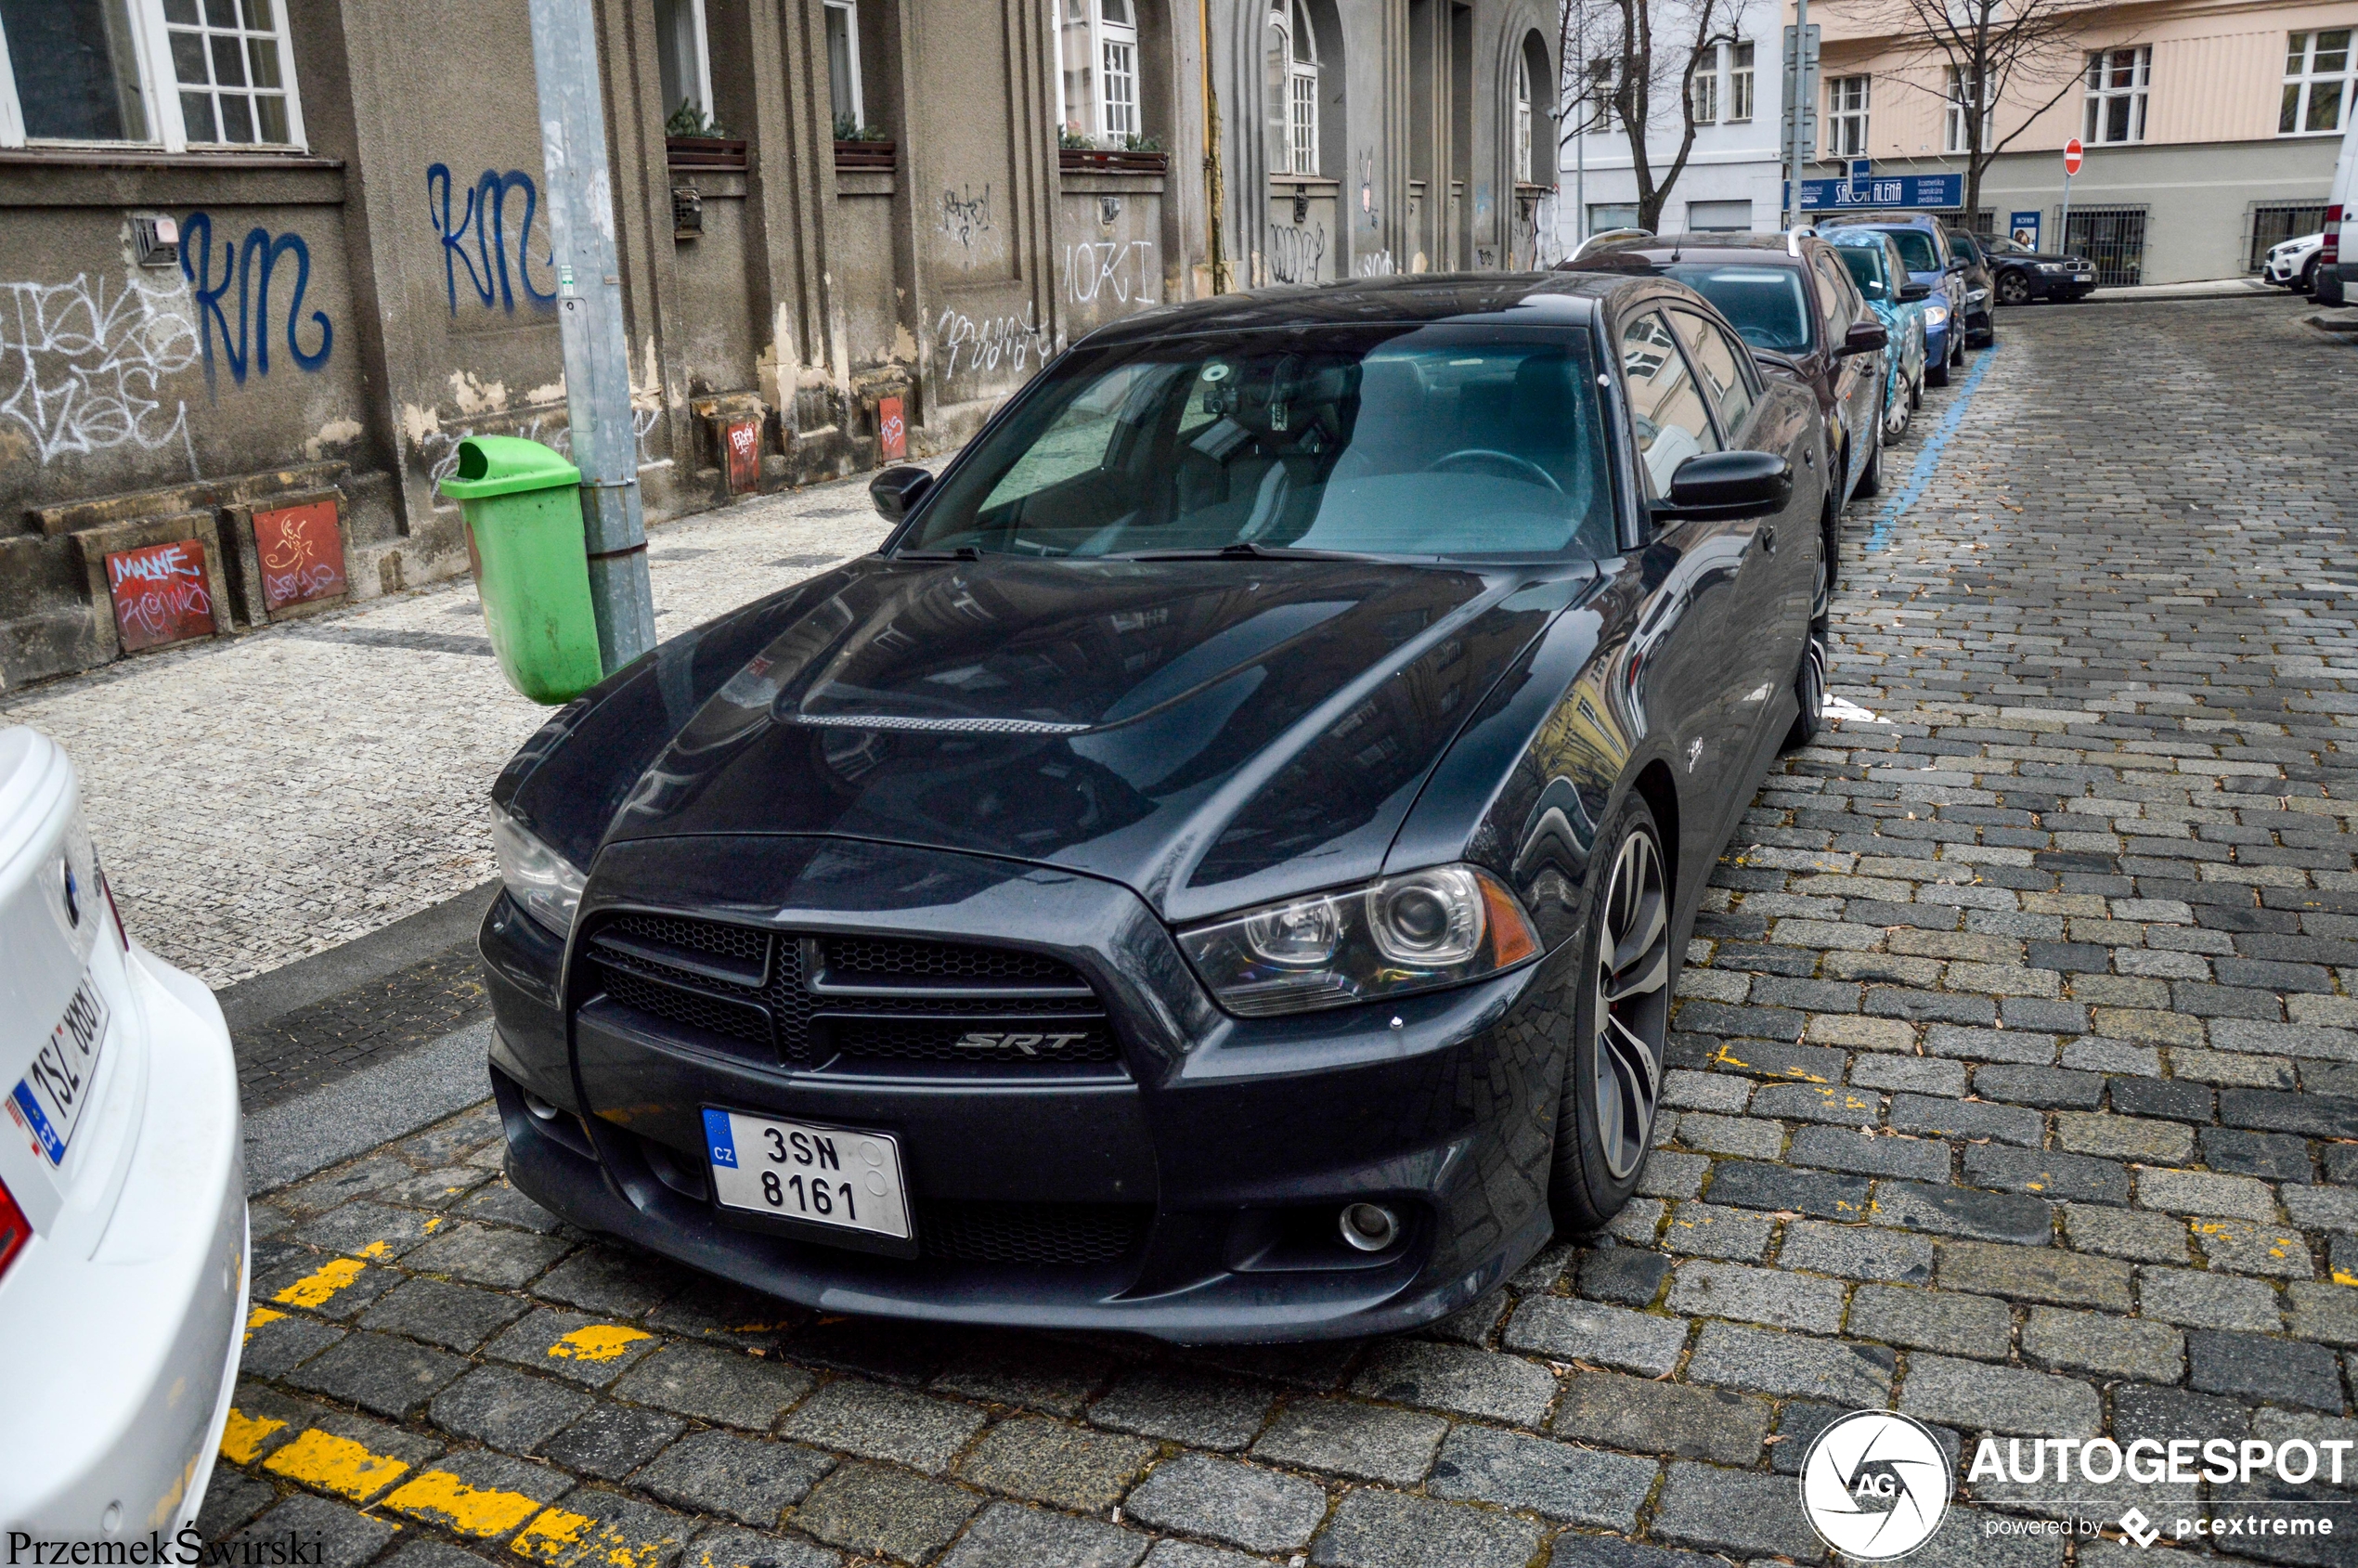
[1947,256,1968,273]
[870,465,935,523]
[1840,320,1888,356]
[1654,449,1793,523]
[1898,281,1933,302]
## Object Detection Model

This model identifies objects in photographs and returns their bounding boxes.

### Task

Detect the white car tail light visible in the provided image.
[2326,205,2343,267]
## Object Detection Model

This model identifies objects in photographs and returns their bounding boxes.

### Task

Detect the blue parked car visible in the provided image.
[1820,213,1967,384]
[1826,229,1929,440]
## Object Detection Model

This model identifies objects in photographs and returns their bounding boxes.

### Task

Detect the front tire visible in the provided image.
[1927,337,1951,386]
[1784,629,1828,750]
[1997,271,2031,305]
[1548,797,1672,1234]
[2303,257,2321,294]
[1857,408,1884,497]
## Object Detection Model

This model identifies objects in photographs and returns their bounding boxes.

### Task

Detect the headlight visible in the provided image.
[1966,287,1990,303]
[491,802,587,937]
[1178,863,1540,1017]
[2038,263,2066,274]
[1923,304,1949,325]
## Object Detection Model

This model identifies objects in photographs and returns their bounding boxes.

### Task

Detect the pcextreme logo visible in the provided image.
[1799,1410,1953,1560]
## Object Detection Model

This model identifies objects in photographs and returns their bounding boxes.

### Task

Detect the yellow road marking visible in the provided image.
[511,1507,672,1568]
[244,1307,287,1343]
[217,1408,285,1465]
[382,1471,546,1537]
[272,1256,367,1308]
[356,1240,395,1260]
[260,1428,410,1502]
[548,1324,652,1363]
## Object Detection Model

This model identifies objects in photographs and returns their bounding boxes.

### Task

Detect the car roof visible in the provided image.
[1820,212,1946,231]
[1572,231,1812,263]
[1073,270,1662,348]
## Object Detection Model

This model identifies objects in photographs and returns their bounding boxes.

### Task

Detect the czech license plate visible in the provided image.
[9,973,109,1168]
[702,1108,911,1240]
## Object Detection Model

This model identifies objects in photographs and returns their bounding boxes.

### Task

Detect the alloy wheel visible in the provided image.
[1999,273,2029,305]
[1591,827,1670,1180]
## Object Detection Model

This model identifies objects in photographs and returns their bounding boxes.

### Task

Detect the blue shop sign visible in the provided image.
[1789,174,1965,212]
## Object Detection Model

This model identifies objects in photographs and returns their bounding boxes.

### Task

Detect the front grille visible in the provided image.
[580,914,1119,1072]
[916,1200,1151,1265]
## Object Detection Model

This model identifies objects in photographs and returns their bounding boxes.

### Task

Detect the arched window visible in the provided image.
[1057,0,1141,146]
[1514,53,1533,183]
[1266,0,1318,175]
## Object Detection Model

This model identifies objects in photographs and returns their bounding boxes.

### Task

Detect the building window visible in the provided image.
[2283,30,2352,136]
[1516,54,1535,176]
[0,0,308,151]
[1061,0,1140,146]
[1689,52,1717,124]
[1827,74,1869,158]
[1267,0,1317,175]
[1588,201,1639,232]
[1688,198,1752,231]
[1945,65,1990,152]
[2083,45,2148,145]
[1729,42,1754,122]
[654,0,716,135]
[824,0,863,134]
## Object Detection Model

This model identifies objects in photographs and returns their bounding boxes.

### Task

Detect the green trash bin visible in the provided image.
[438,435,605,705]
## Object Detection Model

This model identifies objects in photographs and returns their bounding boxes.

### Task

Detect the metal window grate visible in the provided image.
[2250,203,2331,271]
[2064,206,2146,288]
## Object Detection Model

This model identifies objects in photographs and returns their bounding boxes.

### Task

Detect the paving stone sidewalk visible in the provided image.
[0,473,900,987]
[201,297,2358,1568]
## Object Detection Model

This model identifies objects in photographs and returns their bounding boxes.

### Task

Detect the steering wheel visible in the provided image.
[1428,448,1564,494]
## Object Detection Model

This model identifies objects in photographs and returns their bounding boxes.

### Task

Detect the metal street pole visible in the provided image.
[1784,0,1807,229]
[1574,0,1586,246]
[529,0,656,674]
[2058,170,2073,259]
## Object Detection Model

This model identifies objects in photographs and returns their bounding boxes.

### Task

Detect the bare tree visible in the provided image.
[1559,0,1748,234]
[1868,0,2092,224]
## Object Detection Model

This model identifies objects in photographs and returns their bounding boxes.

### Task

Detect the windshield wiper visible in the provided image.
[1108,541,1370,562]
[895,546,982,561]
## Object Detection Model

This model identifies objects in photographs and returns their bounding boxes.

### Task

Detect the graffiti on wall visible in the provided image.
[1062,240,1157,308]
[935,303,1052,379]
[1354,251,1396,279]
[178,212,334,392]
[938,183,998,266]
[415,405,665,493]
[1358,149,1380,230]
[0,272,201,467]
[428,164,559,316]
[1265,222,1326,285]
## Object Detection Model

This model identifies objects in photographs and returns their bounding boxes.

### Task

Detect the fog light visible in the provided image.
[1339,1202,1399,1252]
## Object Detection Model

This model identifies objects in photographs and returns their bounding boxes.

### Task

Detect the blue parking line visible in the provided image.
[1864,340,2002,552]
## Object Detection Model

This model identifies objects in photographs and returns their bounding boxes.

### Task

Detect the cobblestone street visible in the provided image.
[195,296,2358,1568]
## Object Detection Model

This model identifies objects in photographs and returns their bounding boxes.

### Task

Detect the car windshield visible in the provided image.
[1949,235,1982,263]
[1884,229,1941,271]
[900,327,1619,562]
[1659,264,1814,353]
[1833,244,1890,301]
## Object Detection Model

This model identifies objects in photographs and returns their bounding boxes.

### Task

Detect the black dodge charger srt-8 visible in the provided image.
[479,271,1828,1341]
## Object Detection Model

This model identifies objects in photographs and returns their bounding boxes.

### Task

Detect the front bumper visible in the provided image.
[485,836,1570,1341]
[0,946,248,1536]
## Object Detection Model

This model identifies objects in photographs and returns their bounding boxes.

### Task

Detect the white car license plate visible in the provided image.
[702,1108,911,1240]
[8,973,109,1168]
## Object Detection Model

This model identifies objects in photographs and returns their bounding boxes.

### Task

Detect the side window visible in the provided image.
[1810,253,1856,335]
[1671,310,1755,436]
[1619,311,1721,499]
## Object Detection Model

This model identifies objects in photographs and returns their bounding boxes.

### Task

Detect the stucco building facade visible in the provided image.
[1800,0,2358,284]
[0,0,1554,692]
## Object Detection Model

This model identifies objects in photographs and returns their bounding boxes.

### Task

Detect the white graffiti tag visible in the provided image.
[1063,240,1158,307]
[418,405,667,492]
[936,304,1053,378]
[1,273,201,464]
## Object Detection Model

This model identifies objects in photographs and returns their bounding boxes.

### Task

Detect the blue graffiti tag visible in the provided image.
[178,212,333,391]
[428,164,558,315]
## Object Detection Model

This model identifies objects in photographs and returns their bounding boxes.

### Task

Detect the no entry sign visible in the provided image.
[2064,138,2084,175]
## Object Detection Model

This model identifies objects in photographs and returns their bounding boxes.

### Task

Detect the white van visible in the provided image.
[2320,112,2357,307]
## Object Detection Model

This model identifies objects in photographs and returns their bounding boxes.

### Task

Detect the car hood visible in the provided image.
[550,554,1586,923]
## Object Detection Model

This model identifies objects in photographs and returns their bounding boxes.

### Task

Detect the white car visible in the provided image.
[2264,231,2326,291]
[0,728,246,1542]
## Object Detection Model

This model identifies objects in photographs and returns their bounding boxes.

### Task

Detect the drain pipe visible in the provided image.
[1200,0,1228,293]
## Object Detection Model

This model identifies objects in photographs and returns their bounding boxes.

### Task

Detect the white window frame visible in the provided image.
[2283,29,2354,136]
[0,0,307,153]
[1275,0,1318,175]
[2082,45,2147,146]
[825,0,864,131]
[1945,64,1991,153]
[1100,0,1138,141]
[1516,54,1535,175]
[1828,73,1870,158]
[1729,40,1754,123]
[1690,49,1718,125]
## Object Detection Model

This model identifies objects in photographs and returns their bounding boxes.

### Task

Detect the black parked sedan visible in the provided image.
[480,272,1829,1341]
